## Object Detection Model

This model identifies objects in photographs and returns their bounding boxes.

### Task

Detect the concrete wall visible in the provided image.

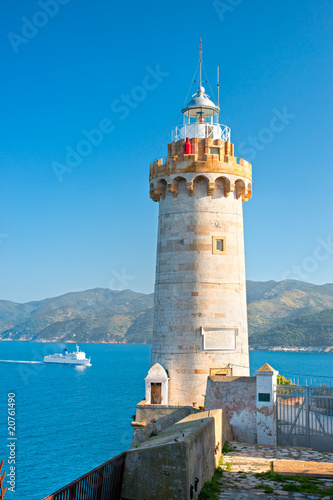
[132,407,199,447]
[177,409,233,467]
[205,375,257,443]
[135,401,199,425]
[122,409,228,500]
[221,409,234,449]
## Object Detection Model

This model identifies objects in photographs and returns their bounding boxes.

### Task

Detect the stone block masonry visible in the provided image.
[149,137,252,407]
[145,52,254,407]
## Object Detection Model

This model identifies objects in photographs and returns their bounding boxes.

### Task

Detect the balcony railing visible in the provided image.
[171,123,231,142]
[42,452,126,500]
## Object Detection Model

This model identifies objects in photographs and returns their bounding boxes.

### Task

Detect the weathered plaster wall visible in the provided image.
[205,376,257,443]
[255,364,278,445]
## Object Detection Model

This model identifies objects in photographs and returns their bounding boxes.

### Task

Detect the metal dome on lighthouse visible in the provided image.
[182,86,219,117]
[172,40,231,142]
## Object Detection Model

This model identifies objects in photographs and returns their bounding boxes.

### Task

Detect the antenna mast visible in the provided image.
[199,38,202,88]
[217,66,220,123]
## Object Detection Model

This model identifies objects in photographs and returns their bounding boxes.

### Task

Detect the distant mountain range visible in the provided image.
[0,289,154,343]
[250,307,333,348]
[1,280,333,348]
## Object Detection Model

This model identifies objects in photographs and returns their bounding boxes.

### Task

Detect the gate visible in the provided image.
[277,384,333,452]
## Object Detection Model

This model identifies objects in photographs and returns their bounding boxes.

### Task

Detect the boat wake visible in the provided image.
[0,360,43,364]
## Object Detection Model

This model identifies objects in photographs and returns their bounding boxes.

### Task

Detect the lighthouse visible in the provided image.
[145,44,253,407]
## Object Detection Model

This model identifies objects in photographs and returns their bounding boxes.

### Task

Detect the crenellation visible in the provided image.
[149,138,252,185]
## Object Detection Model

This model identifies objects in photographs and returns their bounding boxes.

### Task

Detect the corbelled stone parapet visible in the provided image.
[149,138,252,184]
[149,173,252,203]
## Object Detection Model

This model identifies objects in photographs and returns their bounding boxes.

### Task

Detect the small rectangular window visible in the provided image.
[212,236,226,255]
[210,147,219,155]
[258,393,271,402]
[216,239,224,252]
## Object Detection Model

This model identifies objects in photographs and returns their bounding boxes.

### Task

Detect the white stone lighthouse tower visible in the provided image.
[146,45,252,407]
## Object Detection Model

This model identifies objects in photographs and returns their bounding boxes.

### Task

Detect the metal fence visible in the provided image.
[42,452,126,500]
[277,384,333,452]
[171,123,231,142]
[0,460,7,500]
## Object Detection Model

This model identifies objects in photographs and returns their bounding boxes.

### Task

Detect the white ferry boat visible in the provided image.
[44,345,91,366]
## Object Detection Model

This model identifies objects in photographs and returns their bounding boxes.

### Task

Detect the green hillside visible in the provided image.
[247,280,333,335]
[0,288,154,343]
[1,280,333,346]
[250,308,333,347]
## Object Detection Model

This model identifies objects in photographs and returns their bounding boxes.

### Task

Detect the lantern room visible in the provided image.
[182,85,219,124]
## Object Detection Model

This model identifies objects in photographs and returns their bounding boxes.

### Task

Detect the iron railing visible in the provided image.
[42,452,126,500]
[0,460,7,500]
[171,123,231,142]
[277,384,333,452]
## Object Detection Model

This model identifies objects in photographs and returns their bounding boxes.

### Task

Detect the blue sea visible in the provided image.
[0,342,332,500]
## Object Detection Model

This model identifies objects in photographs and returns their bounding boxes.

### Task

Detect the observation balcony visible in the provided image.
[171,123,231,142]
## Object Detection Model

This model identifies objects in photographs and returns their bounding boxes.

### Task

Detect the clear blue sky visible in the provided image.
[0,0,332,303]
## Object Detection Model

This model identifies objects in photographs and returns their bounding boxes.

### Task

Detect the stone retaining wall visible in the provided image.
[122,409,231,500]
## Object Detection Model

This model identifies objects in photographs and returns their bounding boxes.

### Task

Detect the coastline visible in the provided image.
[0,338,144,344]
[249,346,333,353]
[0,338,332,352]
